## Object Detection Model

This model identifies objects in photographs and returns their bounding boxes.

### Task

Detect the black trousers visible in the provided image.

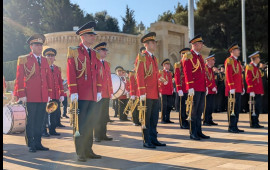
[161,94,173,122]
[250,94,262,126]
[74,100,99,157]
[49,99,60,133]
[228,93,241,130]
[204,94,215,123]
[25,102,46,147]
[118,99,128,120]
[179,93,188,127]
[132,104,140,124]
[62,96,68,116]
[142,99,159,144]
[113,99,118,117]
[56,99,61,126]
[175,95,180,112]
[190,91,206,136]
[217,88,226,111]
[94,98,109,139]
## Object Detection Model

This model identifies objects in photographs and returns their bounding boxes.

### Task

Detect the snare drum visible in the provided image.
[111,73,125,99]
[3,104,26,134]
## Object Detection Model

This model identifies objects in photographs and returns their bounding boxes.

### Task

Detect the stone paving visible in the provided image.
[3,108,268,170]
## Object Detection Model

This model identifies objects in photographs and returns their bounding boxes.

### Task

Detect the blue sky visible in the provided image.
[70,0,188,30]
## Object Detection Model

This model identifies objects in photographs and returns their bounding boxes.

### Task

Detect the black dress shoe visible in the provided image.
[133,123,140,126]
[36,145,49,151]
[50,132,61,136]
[94,138,101,142]
[29,146,36,152]
[256,124,264,128]
[203,122,212,126]
[190,134,200,140]
[87,152,102,159]
[108,119,114,122]
[251,124,264,128]
[236,128,244,132]
[228,128,239,133]
[42,133,50,137]
[210,121,218,125]
[143,143,156,148]
[181,125,189,129]
[64,115,69,118]
[58,124,65,127]
[198,133,210,139]
[166,120,174,123]
[160,121,167,124]
[152,141,166,146]
[77,156,87,162]
[102,136,113,141]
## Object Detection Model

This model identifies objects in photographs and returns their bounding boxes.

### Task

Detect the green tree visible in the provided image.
[122,5,136,34]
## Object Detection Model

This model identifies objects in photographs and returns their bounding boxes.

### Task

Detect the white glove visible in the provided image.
[59,96,64,102]
[241,88,245,95]
[97,92,102,102]
[206,87,208,96]
[188,88,194,96]
[126,92,130,98]
[164,81,168,85]
[178,90,183,97]
[48,97,51,102]
[261,94,264,96]
[130,95,135,100]
[18,97,27,103]
[212,87,217,92]
[159,93,162,98]
[70,93,78,102]
[230,89,235,94]
[140,94,146,101]
[110,94,114,99]
[250,92,255,97]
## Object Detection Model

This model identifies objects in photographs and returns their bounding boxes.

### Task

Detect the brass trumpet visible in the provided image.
[123,98,134,116]
[186,94,193,134]
[227,93,236,125]
[46,101,58,114]
[138,99,147,129]
[69,99,80,137]
[248,95,256,126]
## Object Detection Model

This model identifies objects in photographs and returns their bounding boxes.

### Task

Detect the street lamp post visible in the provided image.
[242,0,247,64]
[188,0,194,40]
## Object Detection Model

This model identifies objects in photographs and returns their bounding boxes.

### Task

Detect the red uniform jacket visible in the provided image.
[224,56,244,96]
[14,52,52,102]
[245,62,264,94]
[50,65,65,100]
[205,64,217,94]
[174,60,188,93]
[119,76,129,100]
[67,43,103,101]
[136,51,159,99]
[182,50,207,92]
[158,69,173,95]
[100,60,113,98]
[129,71,139,97]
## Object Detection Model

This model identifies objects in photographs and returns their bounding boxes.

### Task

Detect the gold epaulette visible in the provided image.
[58,66,61,72]
[246,64,253,71]
[96,51,101,60]
[107,61,111,68]
[137,53,146,62]
[159,70,163,74]
[226,57,233,65]
[67,46,79,58]
[174,62,181,68]
[129,71,135,77]
[183,52,193,61]
[17,55,28,65]
[156,58,159,64]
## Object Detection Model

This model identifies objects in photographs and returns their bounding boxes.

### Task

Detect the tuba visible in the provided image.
[46,101,58,114]
[69,98,80,137]
[248,95,256,126]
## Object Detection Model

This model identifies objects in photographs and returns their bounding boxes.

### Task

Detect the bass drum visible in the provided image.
[111,73,125,99]
[3,104,26,134]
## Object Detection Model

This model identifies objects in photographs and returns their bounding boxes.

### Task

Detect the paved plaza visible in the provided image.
[3,108,268,170]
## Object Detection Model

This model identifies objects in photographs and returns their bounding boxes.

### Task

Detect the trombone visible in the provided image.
[186,94,193,134]
[227,93,236,125]
[69,98,80,137]
[248,95,256,126]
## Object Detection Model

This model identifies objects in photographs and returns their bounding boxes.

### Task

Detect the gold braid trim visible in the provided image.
[24,63,35,82]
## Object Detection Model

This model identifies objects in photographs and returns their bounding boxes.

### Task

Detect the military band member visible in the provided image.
[62,79,69,118]
[259,63,268,113]
[203,54,218,126]
[159,59,174,124]
[225,42,245,133]
[93,42,114,142]
[43,48,64,136]
[115,66,130,121]
[182,34,210,140]
[136,32,166,148]
[175,48,190,129]
[216,65,226,112]
[14,34,52,152]
[67,21,103,161]
[245,51,264,128]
